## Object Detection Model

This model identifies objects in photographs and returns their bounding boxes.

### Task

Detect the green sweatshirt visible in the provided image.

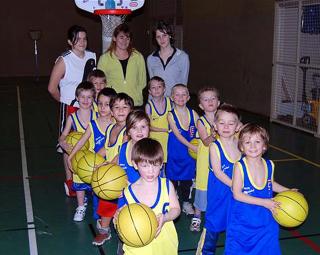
[97,50,146,106]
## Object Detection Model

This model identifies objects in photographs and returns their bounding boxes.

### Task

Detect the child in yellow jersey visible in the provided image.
[145,76,172,163]
[116,138,180,255]
[87,69,107,112]
[58,81,96,222]
[190,87,220,232]
[93,93,134,246]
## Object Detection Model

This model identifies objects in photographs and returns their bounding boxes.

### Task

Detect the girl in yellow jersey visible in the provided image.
[116,138,180,255]
[191,87,220,232]
[145,76,172,163]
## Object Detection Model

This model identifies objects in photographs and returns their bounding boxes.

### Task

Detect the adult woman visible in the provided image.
[147,21,190,97]
[97,24,146,107]
[48,25,96,196]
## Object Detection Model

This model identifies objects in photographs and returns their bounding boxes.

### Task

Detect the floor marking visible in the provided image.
[17,86,38,255]
[273,158,300,163]
[270,144,320,168]
[290,230,320,253]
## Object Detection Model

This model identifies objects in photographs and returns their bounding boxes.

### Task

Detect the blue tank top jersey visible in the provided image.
[89,120,110,153]
[225,158,280,255]
[118,141,140,184]
[166,107,197,181]
[205,139,240,232]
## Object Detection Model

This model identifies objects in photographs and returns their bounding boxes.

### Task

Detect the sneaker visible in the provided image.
[190,217,201,232]
[92,230,111,246]
[73,206,86,222]
[64,179,76,197]
[182,202,195,215]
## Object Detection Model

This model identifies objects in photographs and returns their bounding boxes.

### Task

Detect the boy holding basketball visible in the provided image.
[225,123,293,255]
[67,87,116,220]
[190,87,220,232]
[196,104,241,255]
[145,76,172,164]
[92,93,134,246]
[58,81,96,221]
[166,84,199,215]
[116,138,180,254]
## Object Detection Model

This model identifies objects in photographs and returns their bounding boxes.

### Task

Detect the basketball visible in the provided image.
[273,191,308,227]
[71,150,88,174]
[77,151,105,183]
[65,131,89,154]
[116,203,158,248]
[188,138,199,159]
[91,163,128,200]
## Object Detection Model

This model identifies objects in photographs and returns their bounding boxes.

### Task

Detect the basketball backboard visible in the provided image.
[75,0,144,13]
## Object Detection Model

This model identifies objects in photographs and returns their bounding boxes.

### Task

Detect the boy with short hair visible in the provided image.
[87,69,107,112]
[145,76,172,163]
[196,104,242,255]
[166,84,199,215]
[116,138,181,254]
[93,93,134,246]
[58,81,96,221]
[190,87,220,232]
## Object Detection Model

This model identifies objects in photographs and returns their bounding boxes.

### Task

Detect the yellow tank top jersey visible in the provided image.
[148,97,172,162]
[104,123,126,162]
[123,177,178,255]
[70,110,97,183]
[195,116,213,190]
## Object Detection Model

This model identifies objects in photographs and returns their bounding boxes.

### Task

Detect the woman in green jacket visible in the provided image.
[97,23,146,107]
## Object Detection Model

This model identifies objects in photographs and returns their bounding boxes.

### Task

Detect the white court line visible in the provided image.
[17,86,38,255]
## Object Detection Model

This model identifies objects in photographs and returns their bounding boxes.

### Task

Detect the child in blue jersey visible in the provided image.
[225,124,295,255]
[92,93,134,246]
[190,87,220,232]
[58,81,96,222]
[166,84,199,215]
[116,138,181,255]
[118,110,150,184]
[145,76,172,164]
[87,69,107,112]
[196,104,242,255]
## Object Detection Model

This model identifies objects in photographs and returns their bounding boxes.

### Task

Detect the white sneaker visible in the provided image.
[182,202,195,215]
[73,206,86,222]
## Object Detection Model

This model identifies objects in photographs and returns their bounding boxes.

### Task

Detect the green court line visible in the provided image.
[270,144,320,168]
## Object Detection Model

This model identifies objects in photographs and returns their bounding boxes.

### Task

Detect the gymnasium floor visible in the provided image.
[1,78,319,255]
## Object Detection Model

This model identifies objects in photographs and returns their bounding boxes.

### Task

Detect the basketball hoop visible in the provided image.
[94,9,132,53]
[74,0,145,52]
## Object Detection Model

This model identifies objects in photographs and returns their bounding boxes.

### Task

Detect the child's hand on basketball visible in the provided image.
[60,140,72,153]
[190,144,198,153]
[155,213,165,238]
[95,161,109,170]
[263,199,281,214]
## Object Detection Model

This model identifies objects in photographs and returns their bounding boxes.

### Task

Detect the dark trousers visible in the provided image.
[172,180,193,202]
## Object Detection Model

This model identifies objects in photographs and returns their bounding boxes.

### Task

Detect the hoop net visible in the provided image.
[98,14,127,52]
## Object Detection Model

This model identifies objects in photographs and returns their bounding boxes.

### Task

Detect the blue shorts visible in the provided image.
[72,182,92,192]
[194,189,207,212]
